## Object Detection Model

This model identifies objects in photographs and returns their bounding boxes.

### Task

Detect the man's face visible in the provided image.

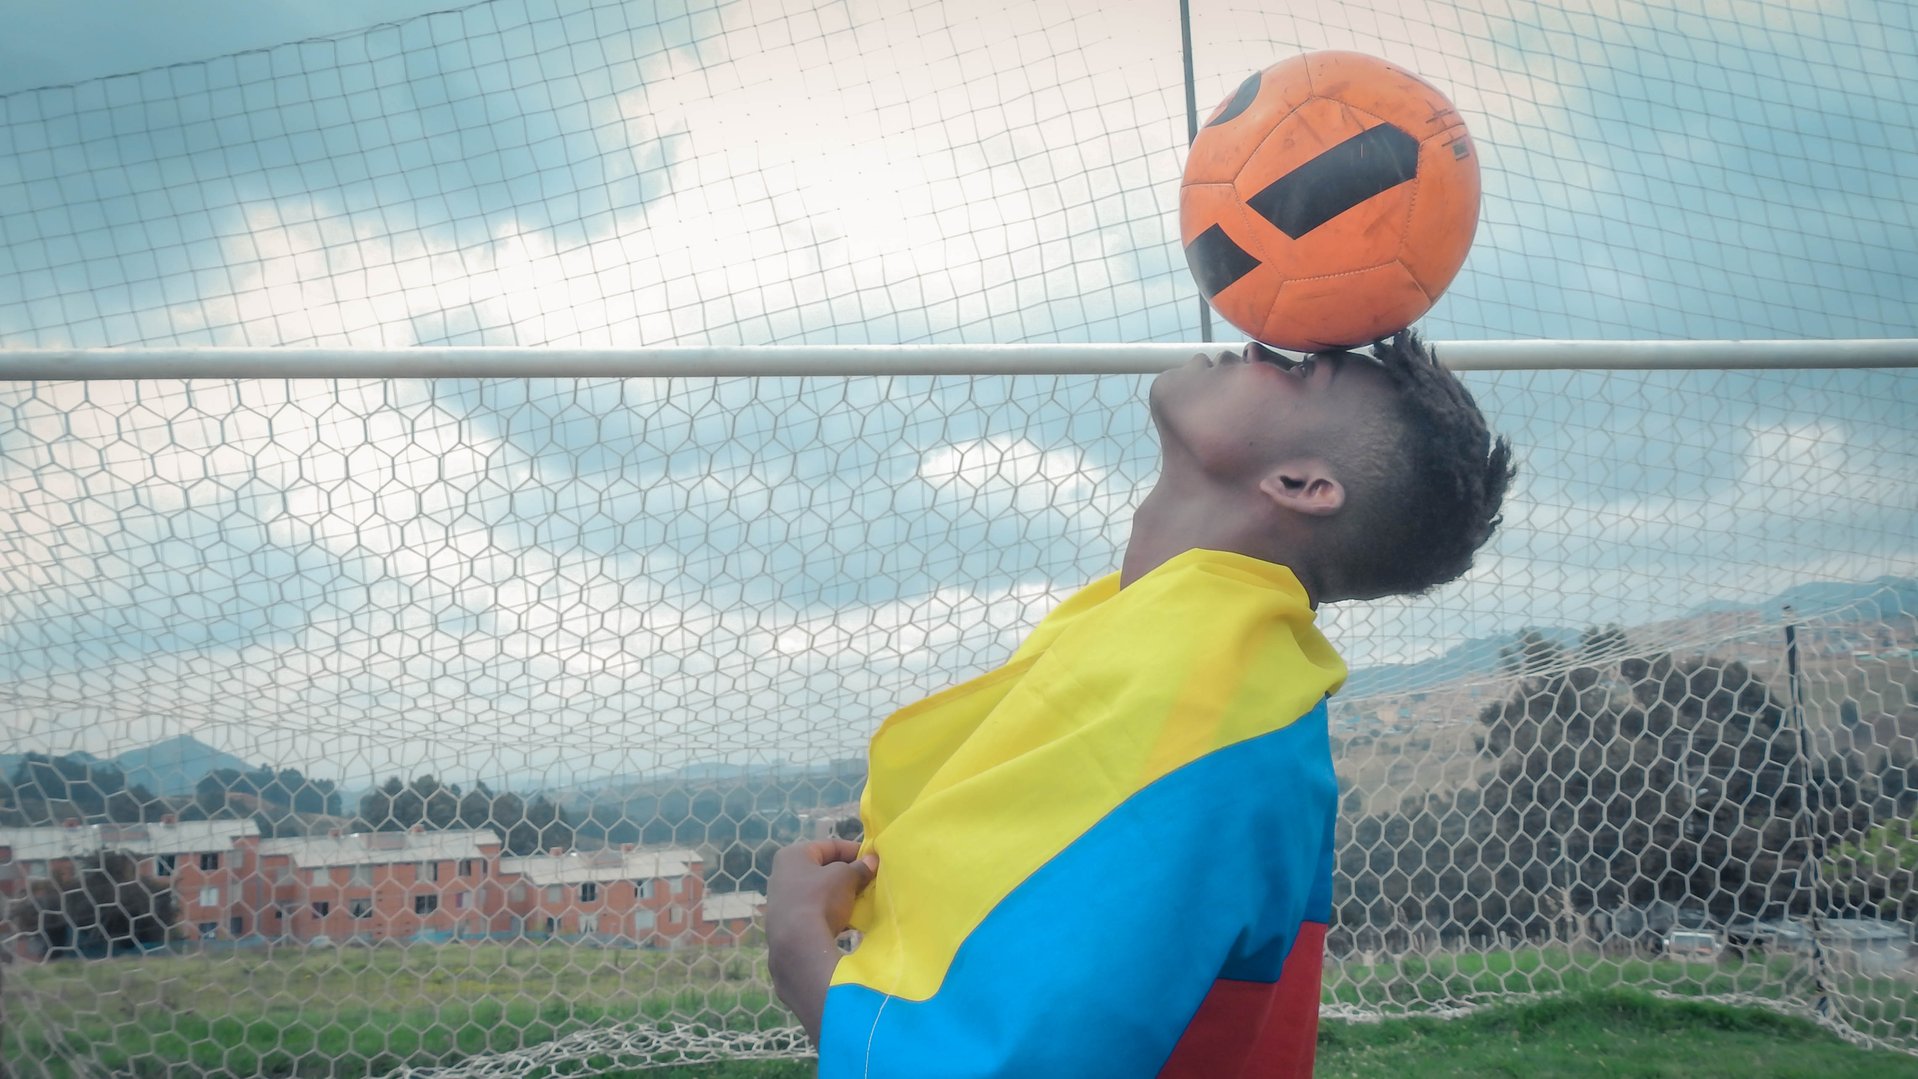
[1148,344,1392,482]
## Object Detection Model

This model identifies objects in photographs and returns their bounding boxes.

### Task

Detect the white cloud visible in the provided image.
[917,436,1108,516]
[1,0,1912,782]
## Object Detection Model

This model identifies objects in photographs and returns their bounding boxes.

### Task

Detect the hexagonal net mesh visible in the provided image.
[0,0,1916,1076]
[1,368,1914,1075]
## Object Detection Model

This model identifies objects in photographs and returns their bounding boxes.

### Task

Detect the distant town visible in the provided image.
[3,577,1911,962]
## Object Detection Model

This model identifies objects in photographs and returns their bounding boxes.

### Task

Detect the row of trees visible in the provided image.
[0,755,344,834]
[1333,627,1917,947]
[196,767,342,820]
[2,749,862,875]
[353,766,863,870]
[355,776,575,856]
[1,754,167,826]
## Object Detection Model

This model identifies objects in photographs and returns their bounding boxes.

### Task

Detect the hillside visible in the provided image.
[111,734,254,796]
[1340,576,1915,699]
[13,576,1907,810]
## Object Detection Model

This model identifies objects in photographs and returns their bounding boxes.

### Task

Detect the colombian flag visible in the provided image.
[821,548,1346,1078]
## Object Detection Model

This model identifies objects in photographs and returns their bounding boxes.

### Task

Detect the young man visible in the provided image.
[767,332,1514,1077]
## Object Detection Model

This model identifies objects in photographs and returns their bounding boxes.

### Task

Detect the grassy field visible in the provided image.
[6,943,1918,1077]
[510,991,1918,1079]
[6,943,785,1077]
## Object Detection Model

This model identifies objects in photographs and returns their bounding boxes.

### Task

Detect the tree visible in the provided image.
[195,766,343,824]
[457,781,497,831]
[1478,641,1802,929]
[712,839,782,894]
[356,775,467,833]
[488,789,527,847]
[1498,628,1567,678]
[7,850,178,959]
[413,776,462,831]
[1823,811,1918,920]
[6,753,161,825]
[1335,633,1813,950]
[506,795,574,856]
[358,776,408,831]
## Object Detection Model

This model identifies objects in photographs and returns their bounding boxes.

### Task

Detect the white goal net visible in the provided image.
[2,0,1916,1075]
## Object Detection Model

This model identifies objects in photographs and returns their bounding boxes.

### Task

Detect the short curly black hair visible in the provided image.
[1329,330,1515,599]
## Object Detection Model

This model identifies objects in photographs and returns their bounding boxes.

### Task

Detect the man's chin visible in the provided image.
[1145,374,1172,427]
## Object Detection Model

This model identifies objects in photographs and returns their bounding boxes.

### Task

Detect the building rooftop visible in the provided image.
[501,847,700,885]
[700,890,765,923]
[258,829,499,868]
[0,819,259,861]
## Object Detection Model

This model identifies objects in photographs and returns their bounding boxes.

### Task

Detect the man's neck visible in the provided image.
[1120,483,1323,606]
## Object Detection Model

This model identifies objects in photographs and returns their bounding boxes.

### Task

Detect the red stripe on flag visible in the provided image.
[1158,921,1327,1078]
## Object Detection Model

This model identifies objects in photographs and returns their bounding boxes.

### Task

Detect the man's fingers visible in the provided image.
[839,853,880,892]
[820,838,865,864]
[774,838,866,869]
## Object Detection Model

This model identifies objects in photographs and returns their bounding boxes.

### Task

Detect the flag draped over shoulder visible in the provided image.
[820,548,1347,1079]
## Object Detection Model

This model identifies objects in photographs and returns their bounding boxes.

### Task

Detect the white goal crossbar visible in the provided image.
[0,339,1914,379]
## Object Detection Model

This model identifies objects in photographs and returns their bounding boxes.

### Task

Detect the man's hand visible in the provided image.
[765,838,878,1045]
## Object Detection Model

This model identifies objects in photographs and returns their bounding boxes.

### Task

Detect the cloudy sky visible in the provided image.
[0,0,1913,789]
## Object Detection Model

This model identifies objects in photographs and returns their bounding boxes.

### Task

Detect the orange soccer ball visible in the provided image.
[1180,51,1481,352]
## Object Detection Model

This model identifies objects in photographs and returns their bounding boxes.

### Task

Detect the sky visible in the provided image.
[0,0,1913,790]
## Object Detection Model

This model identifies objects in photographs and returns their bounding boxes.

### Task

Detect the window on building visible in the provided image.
[199,922,218,938]
[460,858,478,877]
[415,894,438,915]
[510,883,527,903]
[633,909,656,932]
[544,916,560,935]
[427,861,443,882]
[579,882,598,903]
[349,865,372,886]
[453,891,468,910]
[350,898,373,919]
[199,852,221,871]
[579,914,598,934]
[230,916,244,936]
[313,901,331,918]
[153,854,176,877]
[634,879,654,900]
[25,860,47,878]
[199,886,221,907]
[545,885,564,904]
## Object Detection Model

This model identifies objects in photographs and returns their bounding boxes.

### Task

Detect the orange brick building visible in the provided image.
[501,845,710,945]
[697,889,767,946]
[1,817,265,955]
[2,819,761,960]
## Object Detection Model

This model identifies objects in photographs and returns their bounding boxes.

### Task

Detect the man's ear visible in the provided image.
[1257,459,1345,517]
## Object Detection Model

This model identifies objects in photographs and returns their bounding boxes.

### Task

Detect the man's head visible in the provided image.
[1146,330,1513,603]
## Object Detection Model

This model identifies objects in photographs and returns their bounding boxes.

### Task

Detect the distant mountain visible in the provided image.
[1340,576,1916,700]
[1689,576,1916,623]
[1341,626,1578,698]
[110,734,254,796]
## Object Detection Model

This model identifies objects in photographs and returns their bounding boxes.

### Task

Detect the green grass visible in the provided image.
[1313,989,1915,1078]
[6,944,1917,1077]
[628,991,1918,1079]
[5,943,785,1078]
[1324,943,1918,1043]
[1324,944,1820,1009]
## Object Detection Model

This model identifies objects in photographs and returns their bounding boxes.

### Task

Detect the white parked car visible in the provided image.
[1664,929,1721,960]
